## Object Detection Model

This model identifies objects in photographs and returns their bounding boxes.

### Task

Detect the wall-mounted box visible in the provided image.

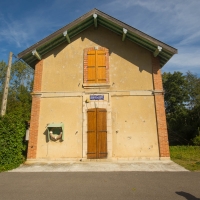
[47,123,64,141]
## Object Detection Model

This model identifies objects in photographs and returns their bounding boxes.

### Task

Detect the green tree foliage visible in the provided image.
[0,59,33,171]
[162,72,189,113]
[163,71,200,145]
[186,72,200,109]
[0,111,27,171]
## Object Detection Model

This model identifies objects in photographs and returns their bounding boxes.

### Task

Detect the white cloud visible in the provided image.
[101,0,200,40]
[163,47,200,75]
[0,6,64,49]
[0,15,28,48]
[0,0,199,75]
[101,0,200,75]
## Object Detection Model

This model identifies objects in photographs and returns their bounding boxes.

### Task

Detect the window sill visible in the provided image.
[82,83,110,88]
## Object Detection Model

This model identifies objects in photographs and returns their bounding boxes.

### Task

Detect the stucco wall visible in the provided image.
[41,26,153,92]
[36,97,82,159]
[112,96,159,158]
[34,25,159,160]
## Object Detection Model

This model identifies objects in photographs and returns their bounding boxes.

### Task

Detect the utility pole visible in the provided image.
[0,52,13,117]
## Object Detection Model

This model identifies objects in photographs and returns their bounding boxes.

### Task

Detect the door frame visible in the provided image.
[82,94,112,159]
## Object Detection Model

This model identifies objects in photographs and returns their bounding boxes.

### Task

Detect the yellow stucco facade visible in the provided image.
[31,26,161,160]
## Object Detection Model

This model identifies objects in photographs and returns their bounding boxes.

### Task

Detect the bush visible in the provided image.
[0,111,27,171]
[193,135,200,146]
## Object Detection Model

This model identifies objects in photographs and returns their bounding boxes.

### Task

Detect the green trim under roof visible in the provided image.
[18,8,177,69]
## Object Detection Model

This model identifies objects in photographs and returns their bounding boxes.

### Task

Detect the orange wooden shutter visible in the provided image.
[97,108,107,158]
[96,50,106,83]
[87,50,96,83]
[87,109,97,159]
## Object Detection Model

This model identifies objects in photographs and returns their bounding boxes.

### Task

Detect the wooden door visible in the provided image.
[87,108,107,159]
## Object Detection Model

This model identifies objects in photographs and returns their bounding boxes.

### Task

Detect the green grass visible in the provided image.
[170,146,200,171]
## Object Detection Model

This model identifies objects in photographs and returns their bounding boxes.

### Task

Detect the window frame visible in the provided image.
[83,47,110,88]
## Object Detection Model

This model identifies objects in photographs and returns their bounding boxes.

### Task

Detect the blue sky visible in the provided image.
[0,0,200,75]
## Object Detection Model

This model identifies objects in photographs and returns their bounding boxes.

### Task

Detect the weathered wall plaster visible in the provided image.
[112,96,159,158]
[34,26,159,160]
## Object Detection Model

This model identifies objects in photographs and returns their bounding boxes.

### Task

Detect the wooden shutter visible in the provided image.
[96,50,106,83]
[87,49,107,83]
[87,50,96,83]
[97,108,107,158]
[87,109,97,159]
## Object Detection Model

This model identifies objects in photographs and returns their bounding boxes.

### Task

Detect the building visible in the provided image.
[18,9,177,162]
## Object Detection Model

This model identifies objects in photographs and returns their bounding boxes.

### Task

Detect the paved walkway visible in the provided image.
[9,160,188,172]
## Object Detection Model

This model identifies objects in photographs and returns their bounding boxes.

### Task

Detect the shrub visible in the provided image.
[193,135,200,146]
[0,110,27,171]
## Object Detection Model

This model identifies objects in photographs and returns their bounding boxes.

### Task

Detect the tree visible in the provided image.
[162,72,189,114]
[163,71,200,145]
[0,59,34,171]
[185,72,200,144]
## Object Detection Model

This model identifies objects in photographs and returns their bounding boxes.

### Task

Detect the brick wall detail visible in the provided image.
[33,60,43,92]
[152,56,170,157]
[27,60,43,159]
[83,47,109,83]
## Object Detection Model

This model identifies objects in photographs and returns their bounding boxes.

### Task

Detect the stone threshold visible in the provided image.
[25,157,170,164]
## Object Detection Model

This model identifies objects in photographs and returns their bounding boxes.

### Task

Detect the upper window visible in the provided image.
[83,47,109,87]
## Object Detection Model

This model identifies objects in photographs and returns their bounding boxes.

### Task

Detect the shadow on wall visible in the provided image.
[176,191,200,200]
[44,25,154,75]
[80,26,153,74]
[43,129,49,143]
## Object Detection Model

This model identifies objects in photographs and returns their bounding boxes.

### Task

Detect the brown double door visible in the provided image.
[87,108,107,159]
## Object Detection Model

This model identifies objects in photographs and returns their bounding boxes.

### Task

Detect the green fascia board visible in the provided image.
[69,18,93,34]
[68,21,94,38]
[160,55,172,66]
[39,20,94,55]
[69,24,93,39]
[126,32,174,66]
[23,52,34,62]
[24,56,37,66]
[24,20,94,65]
[98,18,122,34]
[160,56,169,63]
[68,16,93,33]
[38,35,65,51]
[18,9,177,69]
[98,23,122,36]
[98,18,159,54]
[127,35,156,53]
[38,41,66,59]
[98,16,123,31]
[127,33,157,51]
[159,51,172,59]
[99,22,122,35]
[98,15,169,56]
[38,37,66,55]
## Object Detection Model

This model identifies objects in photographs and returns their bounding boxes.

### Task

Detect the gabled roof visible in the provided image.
[18,8,177,68]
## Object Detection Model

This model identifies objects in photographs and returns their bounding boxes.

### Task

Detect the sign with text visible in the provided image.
[90,95,104,100]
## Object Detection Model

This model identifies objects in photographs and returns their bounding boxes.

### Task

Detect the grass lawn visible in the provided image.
[170,146,200,171]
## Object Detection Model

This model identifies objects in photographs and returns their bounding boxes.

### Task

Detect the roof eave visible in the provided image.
[18,8,177,69]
